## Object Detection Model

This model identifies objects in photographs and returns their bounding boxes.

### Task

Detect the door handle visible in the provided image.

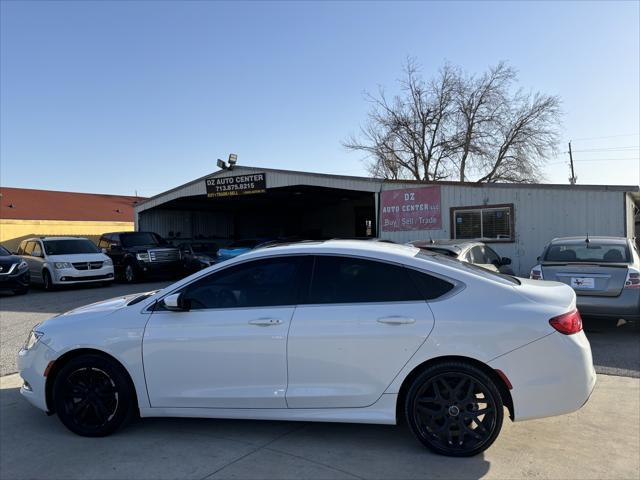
[249,318,283,326]
[377,316,416,325]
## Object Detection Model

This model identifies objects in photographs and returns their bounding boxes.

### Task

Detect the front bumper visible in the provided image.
[17,339,58,413]
[0,269,30,290]
[52,266,114,285]
[576,289,640,321]
[136,260,184,277]
[489,330,596,421]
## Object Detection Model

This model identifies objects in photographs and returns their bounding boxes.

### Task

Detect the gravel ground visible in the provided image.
[1,283,638,377]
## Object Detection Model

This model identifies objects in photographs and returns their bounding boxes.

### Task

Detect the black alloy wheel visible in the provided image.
[405,362,504,457]
[53,354,134,437]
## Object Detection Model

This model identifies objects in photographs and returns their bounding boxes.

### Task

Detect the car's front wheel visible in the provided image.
[52,354,135,437]
[42,270,55,291]
[405,362,504,457]
[123,263,137,283]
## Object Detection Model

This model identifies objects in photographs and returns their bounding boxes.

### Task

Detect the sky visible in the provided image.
[1,0,639,196]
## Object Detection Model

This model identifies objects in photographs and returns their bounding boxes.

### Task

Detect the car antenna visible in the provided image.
[585,232,590,244]
[429,235,434,244]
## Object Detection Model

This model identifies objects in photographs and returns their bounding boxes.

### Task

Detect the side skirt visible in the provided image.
[139,393,398,425]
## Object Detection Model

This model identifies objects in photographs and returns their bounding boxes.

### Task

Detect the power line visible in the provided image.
[569,133,640,141]
[571,146,639,153]
[547,157,639,165]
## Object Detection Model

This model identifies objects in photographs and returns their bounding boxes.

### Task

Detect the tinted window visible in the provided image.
[407,269,455,300]
[468,246,486,264]
[308,256,422,304]
[121,232,163,248]
[43,239,99,255]
[544,243,630,263]
[183,257,302,309]
[483,246,501,265]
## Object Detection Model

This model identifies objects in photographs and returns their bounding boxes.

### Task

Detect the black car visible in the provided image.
[98,232,183,283]
[0,245,30,294]
[177,240,221,273]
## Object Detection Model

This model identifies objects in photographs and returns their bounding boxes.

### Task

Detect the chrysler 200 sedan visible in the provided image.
[18,240,595,457]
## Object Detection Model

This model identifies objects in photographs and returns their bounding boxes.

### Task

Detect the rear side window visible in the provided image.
[407,269,455,300]
[308,256,422,304]
[23,242,35,256]
[544,243,630,263]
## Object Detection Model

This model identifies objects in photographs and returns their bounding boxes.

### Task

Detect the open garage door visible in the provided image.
[138,185,376,242]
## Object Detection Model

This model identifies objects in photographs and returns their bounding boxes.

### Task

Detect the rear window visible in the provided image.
[43,239,100,255]
[544,243,630,263]
[415,251,520,285]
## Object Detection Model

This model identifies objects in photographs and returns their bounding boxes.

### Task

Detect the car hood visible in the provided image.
[54,290,158,318]
[47,253,110,263]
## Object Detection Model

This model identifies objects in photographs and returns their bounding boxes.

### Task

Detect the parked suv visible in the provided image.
[98,232,183,283]
[0,245,30,294]
[530,236,640,322]
[17,237,114,290]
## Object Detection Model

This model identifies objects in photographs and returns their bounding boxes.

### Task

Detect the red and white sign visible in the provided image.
[380,186,442,232]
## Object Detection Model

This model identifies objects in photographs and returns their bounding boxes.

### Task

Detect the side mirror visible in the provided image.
[501,257,512,266]
[163,292,190,311]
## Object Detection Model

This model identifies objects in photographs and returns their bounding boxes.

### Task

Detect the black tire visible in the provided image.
[404,362,504,457]
[42,270,55,291]
[13,287,29,295]
[52,354,135,437]
[123,262,137,283]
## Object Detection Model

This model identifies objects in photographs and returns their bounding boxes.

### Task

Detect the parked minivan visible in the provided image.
[17,237,114,290]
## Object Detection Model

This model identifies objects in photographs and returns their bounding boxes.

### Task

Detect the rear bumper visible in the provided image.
[576,289,640,321]
[489,331,596,421]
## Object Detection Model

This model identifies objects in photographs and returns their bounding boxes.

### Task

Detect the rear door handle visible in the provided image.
[377,316,416,325]
[249,318,283,326]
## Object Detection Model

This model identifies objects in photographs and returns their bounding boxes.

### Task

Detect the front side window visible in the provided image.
[31,242,43,257]
[182,257,303,309]
[308,256,422,304]
[43,239,99,255]
[452,205,513,242]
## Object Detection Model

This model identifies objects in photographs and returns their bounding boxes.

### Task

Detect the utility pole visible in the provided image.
[568,141,577,185]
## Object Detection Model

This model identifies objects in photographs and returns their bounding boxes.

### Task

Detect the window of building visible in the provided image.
[451,204,514,242]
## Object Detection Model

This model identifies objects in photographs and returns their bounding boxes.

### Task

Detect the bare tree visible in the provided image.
[345,60,561,183]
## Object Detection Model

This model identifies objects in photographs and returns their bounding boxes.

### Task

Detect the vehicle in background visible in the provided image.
[98,232,183,283]
[410,239,515,275]
[530,236,640,322]
[17,237,114,290]
[0,245,30,294]
[18,240,595,456]
[216,238,274,262]
[177,240,221,273]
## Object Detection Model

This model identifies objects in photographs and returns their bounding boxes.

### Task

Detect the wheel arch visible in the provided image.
[45,348,140,415]
[395,355,514,423]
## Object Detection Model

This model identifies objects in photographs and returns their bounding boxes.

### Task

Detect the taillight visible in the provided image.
[530,264,543,280]
[624,268,640,289]
[549,309,583,335]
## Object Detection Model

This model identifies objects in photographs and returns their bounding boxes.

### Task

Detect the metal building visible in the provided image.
[135,166,640,276]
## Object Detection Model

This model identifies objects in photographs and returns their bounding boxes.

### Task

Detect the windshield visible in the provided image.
[0,246,11,256]
[419,247,459,257]
[416,251,520,285]
[544,242,630,263]
[121,232,165,248]
[191,244,218,254]
[44,239,100,255]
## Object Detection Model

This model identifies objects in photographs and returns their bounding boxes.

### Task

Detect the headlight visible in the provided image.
[103,258,113,266]
[136,252,149,262]
[17,260,28,271]
[54,262,72,269]
[23,329,44,351]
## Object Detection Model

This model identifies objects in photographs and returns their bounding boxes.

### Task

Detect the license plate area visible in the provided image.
[570,277,595,289]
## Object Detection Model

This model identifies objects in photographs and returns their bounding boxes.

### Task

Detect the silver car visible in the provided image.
[530,236,640,322]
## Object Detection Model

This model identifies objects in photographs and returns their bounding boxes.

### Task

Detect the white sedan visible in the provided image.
[18,240,595,457]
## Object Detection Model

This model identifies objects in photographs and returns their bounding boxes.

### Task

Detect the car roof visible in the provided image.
[550,236,629,246]
[241,239,420,259]
[27,236,88,241]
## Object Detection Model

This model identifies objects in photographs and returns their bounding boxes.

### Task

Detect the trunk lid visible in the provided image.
[515,278,577,310]
[541,262,629,297]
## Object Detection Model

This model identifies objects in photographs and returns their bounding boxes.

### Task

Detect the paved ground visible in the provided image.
[1,282,638,377]
[0,373,638,480]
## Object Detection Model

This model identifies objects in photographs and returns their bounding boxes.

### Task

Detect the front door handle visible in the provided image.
[377,316,416,325]
[249,318,283,326]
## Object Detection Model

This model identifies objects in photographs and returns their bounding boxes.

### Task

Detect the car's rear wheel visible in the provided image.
[405,362,504,457]
[53,354,134,437]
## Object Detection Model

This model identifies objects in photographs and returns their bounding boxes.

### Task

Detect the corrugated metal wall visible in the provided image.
[379,183,627,275]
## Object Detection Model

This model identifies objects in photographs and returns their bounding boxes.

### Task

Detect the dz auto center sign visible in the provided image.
[206,173,267,198]
[380,186,442,232]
